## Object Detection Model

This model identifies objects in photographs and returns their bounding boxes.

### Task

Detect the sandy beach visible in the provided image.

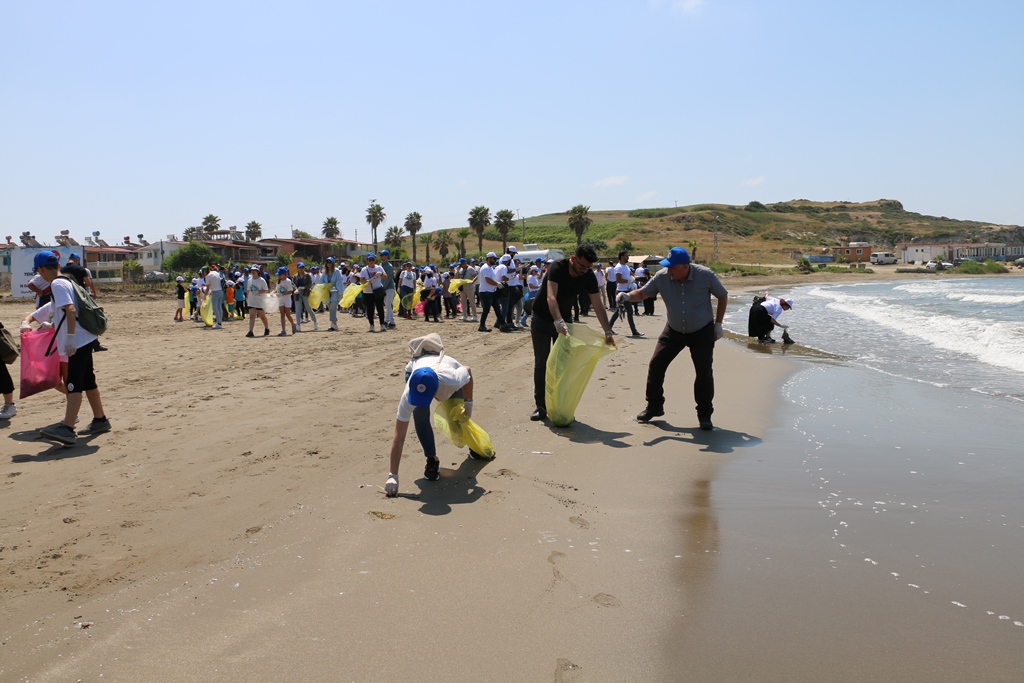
[2,276,1022,681]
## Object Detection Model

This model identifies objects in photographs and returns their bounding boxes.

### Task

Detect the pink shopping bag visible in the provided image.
[19,328,61,399]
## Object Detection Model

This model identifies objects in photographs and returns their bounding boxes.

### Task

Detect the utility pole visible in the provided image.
[713,214,720,264]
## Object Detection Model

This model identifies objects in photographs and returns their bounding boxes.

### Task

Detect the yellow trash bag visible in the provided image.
[340,282,364,309]
[433,398,497,459]
[308,283,331,309]
[448,278,473,295]
[544,323,616,427]
[392,292,401,312]
[200,293,214,327]
[184,292,192,317]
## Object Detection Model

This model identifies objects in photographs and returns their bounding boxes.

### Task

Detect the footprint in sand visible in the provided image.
[592,593,622,607]
[548,550,567,581]
[554,658,582,682]
[570,516,589,530]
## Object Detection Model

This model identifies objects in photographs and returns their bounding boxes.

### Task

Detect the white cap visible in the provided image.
[499,254,511,264]
[486,252,498,259]
[507,246,518,253]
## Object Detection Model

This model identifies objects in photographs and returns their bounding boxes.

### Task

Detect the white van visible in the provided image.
[870,252,898,265]
[515,248,565,264]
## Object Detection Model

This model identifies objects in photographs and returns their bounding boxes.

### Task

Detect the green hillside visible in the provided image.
[412,199,1023,265]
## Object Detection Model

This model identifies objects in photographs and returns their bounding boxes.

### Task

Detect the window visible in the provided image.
[856,249,863,255]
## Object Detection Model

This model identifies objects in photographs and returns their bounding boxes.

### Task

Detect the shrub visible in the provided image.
[745,201,768,212]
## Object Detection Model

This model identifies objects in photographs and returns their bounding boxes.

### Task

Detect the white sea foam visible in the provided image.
[945,292,1024,305]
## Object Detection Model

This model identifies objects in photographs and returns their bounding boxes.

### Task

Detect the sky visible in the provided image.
[2,0,1022,246]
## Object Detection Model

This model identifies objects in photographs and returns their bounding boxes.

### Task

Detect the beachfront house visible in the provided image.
[259,236,371,264]
[898,242,1011,263]
[830,242,873,263]
[134,239,186,274]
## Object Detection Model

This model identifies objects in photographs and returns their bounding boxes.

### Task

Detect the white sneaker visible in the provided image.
[313,323,320,331]
[468,316,478,322]
[212,323,222,329]
[0,403,16,419]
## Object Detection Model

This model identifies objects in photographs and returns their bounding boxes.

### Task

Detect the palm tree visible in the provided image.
[468,206,491,254]
[419,233,432,264]
[404,212,423,263]
[433,230,453,263]
[566,204,592,245]
[245,221,262,242]
[183,226,200,241]
[385,225,406,253]
[455,228,471,259]
[494,209,515,253]
[366,200,386,253]
[322,217,340,239]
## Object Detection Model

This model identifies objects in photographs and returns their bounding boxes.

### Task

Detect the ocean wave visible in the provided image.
[945,293,1024,305]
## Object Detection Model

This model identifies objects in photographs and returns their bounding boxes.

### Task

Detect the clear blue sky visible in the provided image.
[2,0,1021,245]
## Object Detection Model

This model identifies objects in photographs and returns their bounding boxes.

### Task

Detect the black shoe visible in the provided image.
[263,328,270,336]
[94,343,108,352]
[636,407,664,423]
[424,457,440,481]
[245,331,255,338]
[387,322,396,329]
[629,332,645,338]
[530,408,547,421]
[478,327,491,332]
[699,419,714,431]
[79,416,111,436]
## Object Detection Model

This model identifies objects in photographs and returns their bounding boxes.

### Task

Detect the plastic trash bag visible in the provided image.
[308,283,331,309]
[545,323,616,426]
[184,294,192,317]
[19,328,61,399]
[393,292,401,312]
[340,282,364,309]
[433,398,496,459]
[448,278,473,295]
[200,294,214,327]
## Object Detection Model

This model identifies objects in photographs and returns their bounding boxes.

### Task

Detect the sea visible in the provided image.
[692,277,1024,680]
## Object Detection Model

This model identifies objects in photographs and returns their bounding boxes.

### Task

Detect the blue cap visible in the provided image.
[277,266,289,276]
[69,252,81,260]
[367,252,376,259]
[326,256,335,263]
[459,258,466,264]
[408,367,439,407]
[310,265,320,271]
[469,258,477,263]
[535,257,543,263]
[296,261,305,268]
[660,247,691,267]
[380,249,390,256]
[34,251,60,269]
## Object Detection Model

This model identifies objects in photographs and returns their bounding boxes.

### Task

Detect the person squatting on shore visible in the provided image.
[617,246,728,431]
[748,295,793,344]
[529,243,615,423]
[384,333,474,497]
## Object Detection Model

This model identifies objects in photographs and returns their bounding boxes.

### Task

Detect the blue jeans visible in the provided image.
[478,291,497,328]
[412,388,464,460]
[328,292,340,324]
[609,297,639,335]
[211,289,225,325]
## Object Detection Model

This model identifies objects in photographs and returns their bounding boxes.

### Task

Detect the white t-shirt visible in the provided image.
[613,263,632,291]
[396,355,471,422]
[205,272,222,292]
[506,264,522,287]
[276,278,294,307]
[361,265,385,290]
[31,302,67,361]
[478,263,498,293]
[594,268,606,287]
[399,270,417,288]
[494,264,509,287]
[247,275,269,308]
[50,277,98,351]
[527,274,541,292]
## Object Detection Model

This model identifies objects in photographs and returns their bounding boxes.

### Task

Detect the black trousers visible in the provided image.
[1,362,14,396]
[748,304,774,338]
[645,322,716,420]
[530,314,559,411]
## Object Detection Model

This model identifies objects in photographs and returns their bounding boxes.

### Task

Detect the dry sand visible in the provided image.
[1,293,793,681]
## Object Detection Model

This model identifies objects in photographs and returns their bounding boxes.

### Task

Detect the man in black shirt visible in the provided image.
[530,244,615,422]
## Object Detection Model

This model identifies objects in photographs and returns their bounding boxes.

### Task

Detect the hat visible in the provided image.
[310,265,320,271]
[459,257,466,264]
[530,265,540,272]
[660,247,691,267]
[226,280,234,286]
[380,249,390,256]
[783,298,794,309]
[176,276,185,282]
[469,258,477,263]
[326,256,335,263]
[367,252,376,259]
[33,251,60,269]
[535,257,543,263]
[250,265,261,272]
[69,252,81,260]
[404,261,413,266]
[486,252,498,259]
[408,367,439,408]
[507,246,517,253]
[277,266,289,276]
[499,254,511,264]
[296,261,305,268]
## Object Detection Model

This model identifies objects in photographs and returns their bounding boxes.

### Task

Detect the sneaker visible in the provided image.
[278,331,288,337]
[424,457,440,481]
[460,316,467,322]
[212,323,222,330]
[39,422,77,446]
[313,323,320,331]
[387,322,396,329]
[245,331,255,338]
[468,317,478,323]
[699,419,714,431]
[79,417,111,436]
[761,336,776,344]
[630,332,645,338]
[294,323,300,333]
[368,325,375,333]
[478,327,491,332]
[263,328,270,336]
[0,403,16,420]
[636,407,664,423]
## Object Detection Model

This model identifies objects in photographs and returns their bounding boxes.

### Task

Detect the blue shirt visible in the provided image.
[640,264,727,334]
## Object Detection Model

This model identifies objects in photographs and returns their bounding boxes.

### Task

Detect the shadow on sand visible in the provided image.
[640,422,761,454]
[416,456,493,516]
[6,429,102,462]
[547,420,632,449]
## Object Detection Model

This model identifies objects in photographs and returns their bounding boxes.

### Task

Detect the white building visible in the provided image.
[134,240,185,273]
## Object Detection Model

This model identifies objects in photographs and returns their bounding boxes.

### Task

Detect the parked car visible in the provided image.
[925,260,953,270]
[870,251,898,265]
[144,270,169,282]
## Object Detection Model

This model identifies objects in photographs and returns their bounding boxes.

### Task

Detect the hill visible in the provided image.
[405,200,1024,265]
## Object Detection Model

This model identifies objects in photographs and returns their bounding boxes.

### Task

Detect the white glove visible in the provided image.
[714,323,724,341]
[40,321,53,330]
[20,321,31,331]
[63,339,78,357]
[615,292,629,305]
[463,400,473,419]
[779,324,789,330]
[385,474,399,497]
[554,319,569,335]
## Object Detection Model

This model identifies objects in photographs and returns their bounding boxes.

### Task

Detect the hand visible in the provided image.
[384,474,399,497]
[714,323,724,341]
[554,319,569,335]
[63,339,78,357]
[20,321,31,331]
[604,330,615,345]
[779,324,788,330]
[40,321,53,330]
[616,292,629,305]
[463,400,473,419]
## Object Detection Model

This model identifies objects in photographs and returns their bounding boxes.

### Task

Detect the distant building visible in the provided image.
[897,242,1010,263]
[831,242,872,263]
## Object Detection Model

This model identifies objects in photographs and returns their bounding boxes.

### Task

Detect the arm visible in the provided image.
[385,418,410,496]
[62,302,78,356]
[27,282,44,295]
[85,276,97,297]
[546,281,568,334]
[714,295,728,340]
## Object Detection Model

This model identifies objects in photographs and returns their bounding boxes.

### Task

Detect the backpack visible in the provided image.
[56,276,108,336]
[0,321,18,365]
